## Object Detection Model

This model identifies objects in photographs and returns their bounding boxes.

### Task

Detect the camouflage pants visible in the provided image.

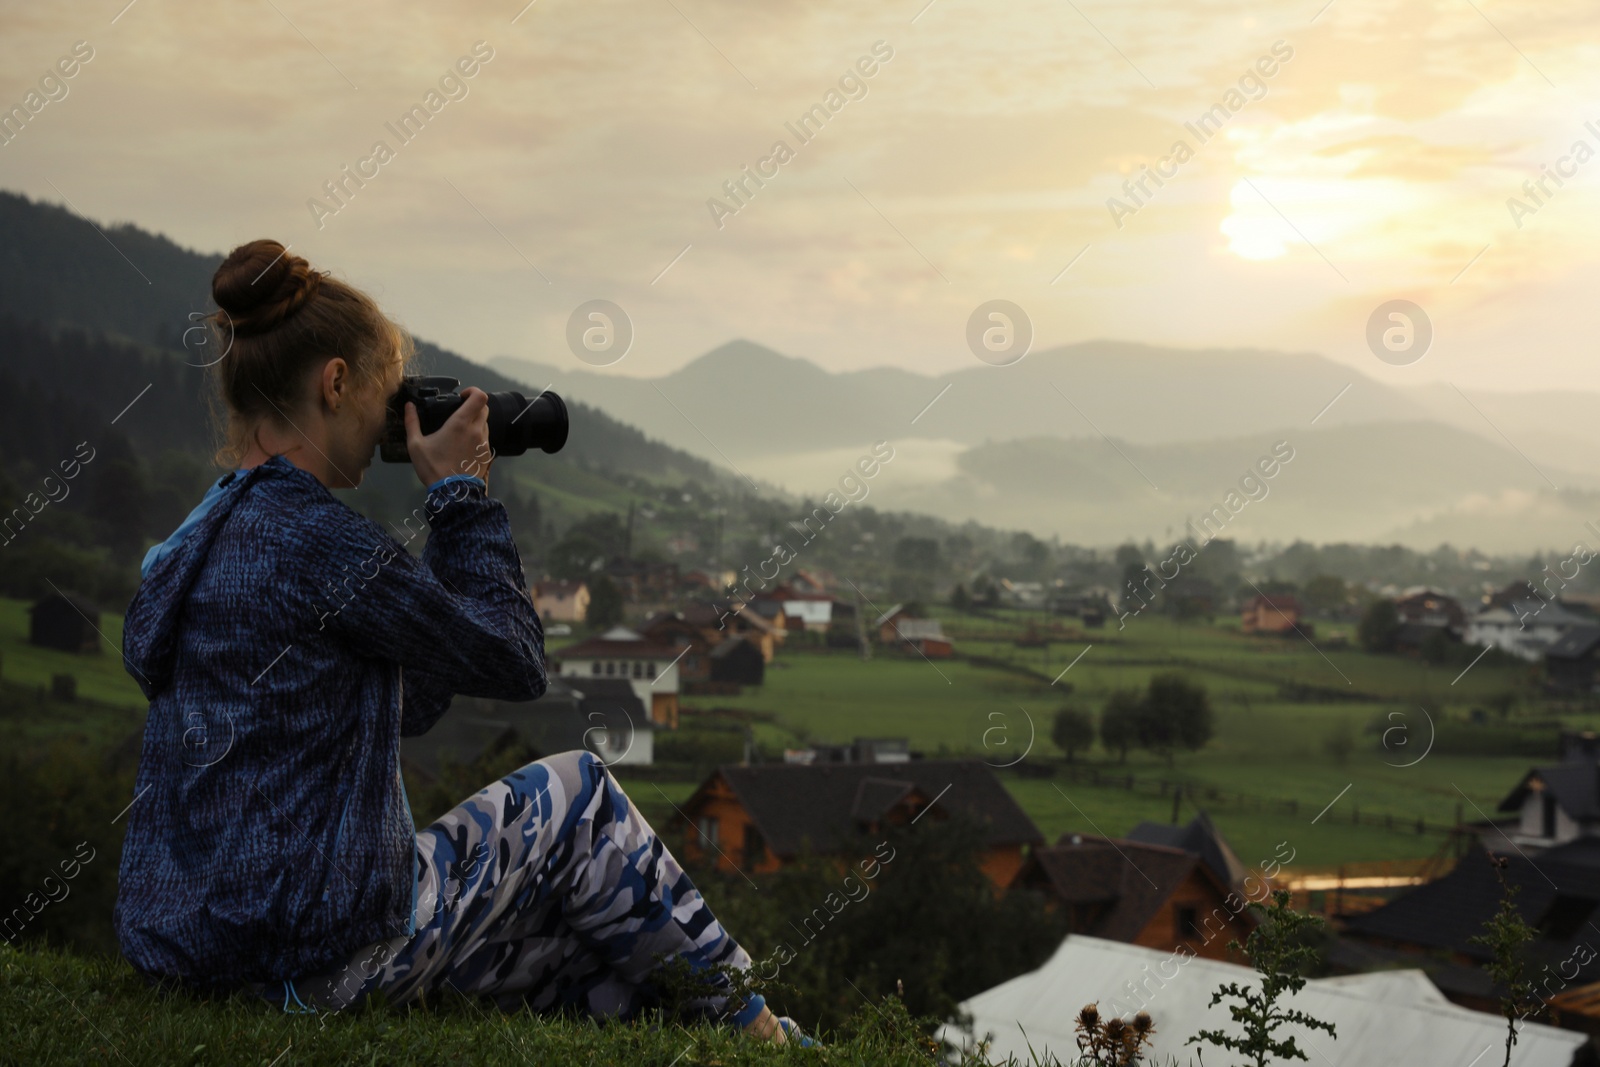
[262,750,752,1021]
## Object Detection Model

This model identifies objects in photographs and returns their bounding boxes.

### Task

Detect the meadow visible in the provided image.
[7,596,1573,872]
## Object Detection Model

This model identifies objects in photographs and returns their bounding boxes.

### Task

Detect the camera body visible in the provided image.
[380,376,569,464]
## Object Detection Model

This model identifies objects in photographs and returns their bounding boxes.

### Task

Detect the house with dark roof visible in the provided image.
[638,611,714,682]
[1341,842,1600,1014]
[1498,759,1600,847]
[1467,598,1593,662]
[29,593,100,654]
[708,635,764,686]
[681,599,785,661]
[675,760,1043,887]
[552,626,683,728]
[1014,832,1254,961]
[1546,626,1600,693]
[1395,588,1467,634]
[1125,811,1249,891]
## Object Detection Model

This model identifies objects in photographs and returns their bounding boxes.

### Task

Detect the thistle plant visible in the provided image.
[1074,1002,1157,1065]
[1468,856,1540,1067]
[1189,889,1336,1066]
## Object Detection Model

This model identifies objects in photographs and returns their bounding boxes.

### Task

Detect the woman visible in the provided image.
[114,240,797,1043]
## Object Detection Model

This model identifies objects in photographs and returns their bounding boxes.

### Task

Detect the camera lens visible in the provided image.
[486,390,569,456]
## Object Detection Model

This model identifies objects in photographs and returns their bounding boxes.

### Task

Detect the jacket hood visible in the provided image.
[122,457,297,699]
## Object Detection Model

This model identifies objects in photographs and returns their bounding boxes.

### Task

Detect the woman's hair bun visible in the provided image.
[212,239,324,336]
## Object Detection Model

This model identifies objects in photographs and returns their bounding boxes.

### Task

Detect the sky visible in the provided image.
[2,0,1598,392]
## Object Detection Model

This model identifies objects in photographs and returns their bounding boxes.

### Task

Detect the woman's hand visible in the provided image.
[404,387,493,489]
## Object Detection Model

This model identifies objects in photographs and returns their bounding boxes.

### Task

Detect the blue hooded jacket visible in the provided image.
[114,455,546,989]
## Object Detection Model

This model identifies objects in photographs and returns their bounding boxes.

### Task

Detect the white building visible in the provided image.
[553,626,683,728]
[1465,598,1592,662]
[944,935,1586,1067]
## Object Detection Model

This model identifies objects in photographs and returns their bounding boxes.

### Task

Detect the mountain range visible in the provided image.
[489,344,1600,553]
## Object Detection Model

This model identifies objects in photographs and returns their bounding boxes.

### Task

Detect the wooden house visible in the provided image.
[1014,833,1256,961]
[1545,626,1600,693]
[709,636,764,686]
[1239,593,1304,636]
[675,760,1043,887]
[29,594,99,654]
[638,611,714,682]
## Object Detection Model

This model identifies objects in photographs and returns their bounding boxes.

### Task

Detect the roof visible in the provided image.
[943,936,1586,1067]
[681,599,782,635]
[1344,846,1600,985]
[1547,624,1600,660]
[1022,836,1233,942]
[1125,811,1249,888]
[700,760,1043,857]
[893,618,945,641]
[1498,763,1600,820]
[1473,599,1593,629]
[556,629,685,661]
[873,604,905,627]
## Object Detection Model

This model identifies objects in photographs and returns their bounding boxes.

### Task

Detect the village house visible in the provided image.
[675,760,1042,887]
[1546,626,1600,693]
[551,625,683,728]
[1341,841,1600,1019]
[29,593,100,654]
[399,677,655,775]
[1013,832,1255,961]
[1496,735,1600,849]
[708,635,764,686]
[872,605,953,656]
[532,579,589,623]
[681,599,785,662]
[752,584,855,634]
[638,611,714,682]
[1239,593,1306,636]
[1467,597,1593,662]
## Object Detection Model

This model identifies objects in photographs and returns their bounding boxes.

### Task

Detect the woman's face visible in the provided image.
[325,349,405,489]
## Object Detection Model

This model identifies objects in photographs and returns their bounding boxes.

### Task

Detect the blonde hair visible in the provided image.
[205,239,413,466]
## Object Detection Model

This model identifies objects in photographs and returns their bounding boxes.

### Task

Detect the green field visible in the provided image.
[686,610,1558,867]
[3,597,1573,870]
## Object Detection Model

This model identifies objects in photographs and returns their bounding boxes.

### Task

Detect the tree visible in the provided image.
[892,536,942,572]
[1099,690,1141,764]
[1357,599,1401,653]
[1136,673,1214,767]
[949,583,971,612]
[1302,574,1348,617]
[586,575,623,628]
[548,512,627,579]
[1190,889,1337,1067]
[1052,708,1095,762]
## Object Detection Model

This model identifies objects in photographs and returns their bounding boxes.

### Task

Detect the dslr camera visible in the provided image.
[380,376,568,464]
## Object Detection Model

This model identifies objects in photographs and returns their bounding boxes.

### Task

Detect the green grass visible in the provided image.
[0,599,146,711]
[696,613,1554,866]
[0,593,1565,870]
[0,944,976,1067]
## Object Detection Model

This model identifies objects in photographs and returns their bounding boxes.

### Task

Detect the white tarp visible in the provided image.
[943,936,1588,1067]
